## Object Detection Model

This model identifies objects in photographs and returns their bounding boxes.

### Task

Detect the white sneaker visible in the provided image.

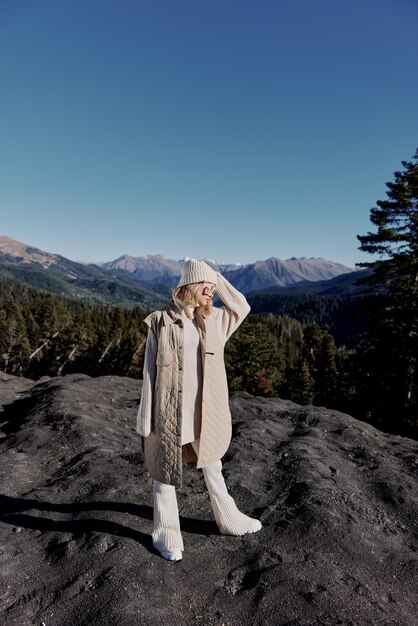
[160,548,183,562]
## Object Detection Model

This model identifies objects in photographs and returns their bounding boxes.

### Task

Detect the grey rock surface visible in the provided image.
[0,373,417,626]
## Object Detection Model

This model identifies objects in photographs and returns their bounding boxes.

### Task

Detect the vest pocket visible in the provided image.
[156,350,173,366]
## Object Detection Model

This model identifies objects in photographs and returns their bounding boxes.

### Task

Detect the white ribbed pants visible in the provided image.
[152,439,260,553]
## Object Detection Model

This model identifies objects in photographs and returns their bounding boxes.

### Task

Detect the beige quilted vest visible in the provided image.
[142,299,232,487]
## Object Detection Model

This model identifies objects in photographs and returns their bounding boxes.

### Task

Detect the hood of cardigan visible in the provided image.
[171,295,197,320]
[162,298,208,326]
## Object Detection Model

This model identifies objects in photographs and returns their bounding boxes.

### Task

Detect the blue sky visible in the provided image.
[0,0,417,269]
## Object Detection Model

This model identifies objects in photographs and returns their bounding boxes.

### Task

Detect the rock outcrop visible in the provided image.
[0,373,417,626]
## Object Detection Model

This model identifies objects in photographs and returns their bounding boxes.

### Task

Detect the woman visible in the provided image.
[136,258,262,561]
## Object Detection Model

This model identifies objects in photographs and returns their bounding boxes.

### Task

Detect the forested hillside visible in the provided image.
[0,276,150,379]
[247,292,368,347]
[0,261,165,309]
[0,275,368,435]
[246,268,372,347]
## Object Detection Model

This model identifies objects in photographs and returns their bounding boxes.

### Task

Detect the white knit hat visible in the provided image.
[177,258,218,288]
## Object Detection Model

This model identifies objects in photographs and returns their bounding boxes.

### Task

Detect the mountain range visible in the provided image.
[0,236,163,308]
[0,236,360,308]
[99,253,354,290]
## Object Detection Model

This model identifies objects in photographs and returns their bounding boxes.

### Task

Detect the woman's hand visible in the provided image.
[202,283,216,297]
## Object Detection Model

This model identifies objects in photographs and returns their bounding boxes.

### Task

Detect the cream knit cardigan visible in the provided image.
[136,272,250,442]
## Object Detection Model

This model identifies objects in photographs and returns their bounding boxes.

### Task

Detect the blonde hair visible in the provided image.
[171,281,214,317]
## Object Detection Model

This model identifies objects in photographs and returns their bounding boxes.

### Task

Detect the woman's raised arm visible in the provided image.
[212,271,251,345]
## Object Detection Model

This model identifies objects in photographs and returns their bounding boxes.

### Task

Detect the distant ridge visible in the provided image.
[0,235,354,302]
[100,252,353,290]
[0,236,163,307]
[0,236,62,270]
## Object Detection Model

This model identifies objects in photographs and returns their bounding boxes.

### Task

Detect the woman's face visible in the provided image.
[196,282,216,307]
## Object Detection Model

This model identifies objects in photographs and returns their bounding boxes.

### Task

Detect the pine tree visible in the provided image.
[225,320,282,395]
[290,358,315,405]
[356,148,418,436]
[316,333,339,406]
[300,324,324,378]
[1,300,31,373]
[0,308,8,363]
